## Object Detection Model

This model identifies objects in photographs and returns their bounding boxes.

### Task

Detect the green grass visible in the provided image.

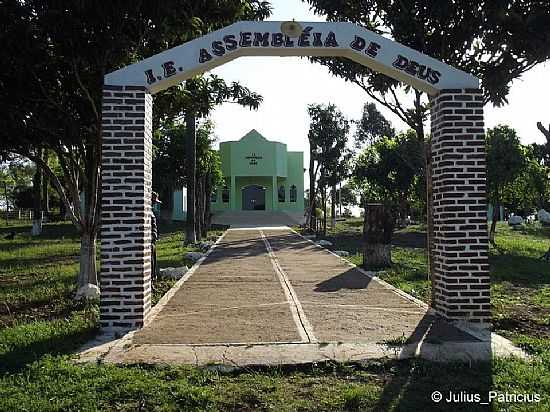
[0,220,212,374]
[1,353,547,411]
[1,220,549,411]
[0,223,81,328]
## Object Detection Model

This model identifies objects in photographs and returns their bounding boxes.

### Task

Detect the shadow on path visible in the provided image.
[314,268,373,292]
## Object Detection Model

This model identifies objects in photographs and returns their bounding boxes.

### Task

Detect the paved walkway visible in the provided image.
[132,229,475,345]
[80,228,525,365]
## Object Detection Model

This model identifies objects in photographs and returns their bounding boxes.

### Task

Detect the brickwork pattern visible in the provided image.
[430,88,490,326]
[100,85,153,331]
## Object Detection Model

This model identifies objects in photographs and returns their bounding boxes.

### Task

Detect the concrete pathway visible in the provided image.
[79,228,525,366]
[133,230,302,344]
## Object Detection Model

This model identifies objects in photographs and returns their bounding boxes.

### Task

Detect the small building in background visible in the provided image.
[171,186,188,221]
[171,129,304,222]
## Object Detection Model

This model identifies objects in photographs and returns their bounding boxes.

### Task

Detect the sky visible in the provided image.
[209,0,550,154]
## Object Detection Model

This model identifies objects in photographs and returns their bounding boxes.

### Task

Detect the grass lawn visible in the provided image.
[0,220,549,411]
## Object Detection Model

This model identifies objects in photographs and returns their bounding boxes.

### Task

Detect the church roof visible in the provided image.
[239,129,269,142]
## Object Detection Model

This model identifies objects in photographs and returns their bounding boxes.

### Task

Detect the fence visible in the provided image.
[0,209,68,225]
[0,209,33,224]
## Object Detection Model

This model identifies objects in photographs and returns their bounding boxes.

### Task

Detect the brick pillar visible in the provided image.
[430,88,490,328]
[100,85,153,332]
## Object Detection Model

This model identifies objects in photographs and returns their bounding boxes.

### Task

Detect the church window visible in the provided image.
[278,185,285,202]
[222,185,229,203]
[290,185,297,202]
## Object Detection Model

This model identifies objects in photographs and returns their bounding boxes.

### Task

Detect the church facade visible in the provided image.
[172,129,304,219]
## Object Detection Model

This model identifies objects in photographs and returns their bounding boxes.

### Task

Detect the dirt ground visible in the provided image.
[133,229,477,345]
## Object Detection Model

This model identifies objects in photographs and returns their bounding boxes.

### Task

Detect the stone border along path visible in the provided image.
[78,228,526,366]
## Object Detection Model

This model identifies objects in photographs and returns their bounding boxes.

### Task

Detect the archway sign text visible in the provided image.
[106,21,479,96]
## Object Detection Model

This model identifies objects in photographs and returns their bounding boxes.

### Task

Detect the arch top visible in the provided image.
[105,20,479,96]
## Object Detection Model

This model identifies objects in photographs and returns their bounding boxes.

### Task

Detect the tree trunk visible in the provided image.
[202,176,211,238]
[204,178,212,238]
[195,177,204,241]
[363,243,392,268]
[331,184,336,229]
[536,122,550,143]
[200,177,205,238]
[42,151,50,216]
[4,182,9,226]
[398,196,409,227]
[77,229,97,287]
[160,189,174,222]
[24,149,101,289]
[308,152,316,230]
[31,159,43,236]
[205,198,213,235]
[42,174,49,215]
[202,184,208,238]
[363,202,394,268]
[489,200,499,245]
[323,186,327,235]
[185,111,197,244]
[59,201,66,220]
[338,183,342,216]
[424,138,435,305]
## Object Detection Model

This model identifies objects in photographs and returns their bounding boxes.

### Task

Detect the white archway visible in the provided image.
[100,21,489,332]
[105,21,478,94]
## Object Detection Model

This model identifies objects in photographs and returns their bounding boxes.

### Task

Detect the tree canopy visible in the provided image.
[354,103,395,148]
[305,0,550,105]
[353,130,424,209]
[304,0,550,143]
[486,125,526,242]
[306,103,350,233]
[0,0,271,286]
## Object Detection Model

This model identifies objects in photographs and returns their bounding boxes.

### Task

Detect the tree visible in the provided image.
[354,103,395,148]
[0,0,270,288]
[30,150,43,236]
[498,123,550,221]
[537,122,550,143]
[306,0,550,274]
[486,125,526,245]
[502,155,549,214]
[353,130,424,266]
[327,151,352,228]
[306,104,350,235]
[195,122,224,239]
[152,126,187,211]
[338,185,357,208]
[535,122,550,170]
[306,0,550,132]
[354,104,425,223]
[0,159,35,224]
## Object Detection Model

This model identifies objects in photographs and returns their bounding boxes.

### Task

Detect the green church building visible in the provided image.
[172,129,304,222]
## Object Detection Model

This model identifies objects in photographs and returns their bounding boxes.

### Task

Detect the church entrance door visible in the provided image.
[242,185,266,210]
